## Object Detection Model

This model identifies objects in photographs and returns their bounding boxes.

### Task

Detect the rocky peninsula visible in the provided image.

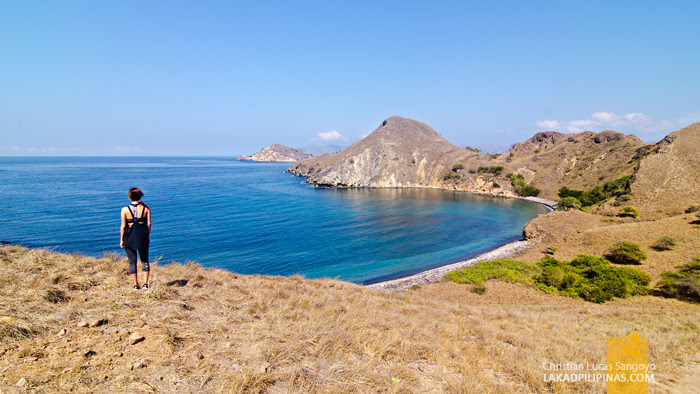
[237,144,313,162]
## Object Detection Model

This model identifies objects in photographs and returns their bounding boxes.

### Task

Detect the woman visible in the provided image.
[120,187,151,290]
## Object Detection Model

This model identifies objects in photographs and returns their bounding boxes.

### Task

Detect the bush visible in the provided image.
[652,236,677,251]
[605,242,647,265]
[508,174,540,197]
[685,205,700,213]
[444,259,540,285]
[492,182,501,188]
[556,197,582,211]
[452,164,464,172]
[521,185,541,197]
[444,172,455,181]
[445,254,651,303]
[561,176,633,207]
[477,166,503,176]
[382,119,387,126]
[558,187,585,200]
[471,283,487,295]
[618,206,639,218]
[657,257,700,302]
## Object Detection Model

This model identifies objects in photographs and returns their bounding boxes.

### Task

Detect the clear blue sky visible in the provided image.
[2,1,699,156]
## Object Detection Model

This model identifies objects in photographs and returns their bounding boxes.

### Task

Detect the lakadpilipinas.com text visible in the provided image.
[542,362,655,383]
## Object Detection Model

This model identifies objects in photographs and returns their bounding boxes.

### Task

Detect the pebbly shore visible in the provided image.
[366,240,534,291]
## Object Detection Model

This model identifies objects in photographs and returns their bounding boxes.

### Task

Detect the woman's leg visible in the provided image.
[139,244,150,285]
[125,247,139,286]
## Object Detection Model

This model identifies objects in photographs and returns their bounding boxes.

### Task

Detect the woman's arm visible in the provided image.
[119,207,126,248]
[146,208,151,239]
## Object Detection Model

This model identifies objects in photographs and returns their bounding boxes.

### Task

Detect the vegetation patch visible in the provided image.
[558,175,633,208]
[657,257,700,302]
[477,166,503,176]
[445,255,651,303]
[507,174,541,197]
[652,236,677,251]
[605,242,647,265]
[555,196,582,211]
[685,205,700,214]
[451,164,464,172]
[618,206,639,218]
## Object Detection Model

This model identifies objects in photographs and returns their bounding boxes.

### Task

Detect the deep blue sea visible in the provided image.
[0,157,547,283]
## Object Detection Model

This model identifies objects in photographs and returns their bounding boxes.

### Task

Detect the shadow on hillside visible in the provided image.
[166,279,188,287]
[651,289,700,304]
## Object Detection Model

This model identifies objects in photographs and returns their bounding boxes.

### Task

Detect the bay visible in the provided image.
[0,157,547,283]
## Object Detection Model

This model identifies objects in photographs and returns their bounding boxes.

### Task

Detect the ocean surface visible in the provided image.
[0,157,547,284]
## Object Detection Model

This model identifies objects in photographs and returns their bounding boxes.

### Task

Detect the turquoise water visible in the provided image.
[0,157,547,283]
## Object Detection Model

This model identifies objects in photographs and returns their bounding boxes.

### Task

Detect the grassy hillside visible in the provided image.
[1,245,698,393]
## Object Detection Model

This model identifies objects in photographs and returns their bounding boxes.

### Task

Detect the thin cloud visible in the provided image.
[536,111,700,135]
[536,120,559,129]
[112,146,145,153]
[317,130,346,142]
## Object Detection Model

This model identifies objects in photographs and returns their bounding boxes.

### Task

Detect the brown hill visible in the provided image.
[288,116,462,187]
[501,129,646,199]
[238,144,313,162]
[628,122,700,218]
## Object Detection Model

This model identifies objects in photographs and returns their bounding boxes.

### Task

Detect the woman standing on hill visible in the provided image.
[120,187,151,290]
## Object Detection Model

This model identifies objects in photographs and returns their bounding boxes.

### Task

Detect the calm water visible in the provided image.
[0,157,547,283]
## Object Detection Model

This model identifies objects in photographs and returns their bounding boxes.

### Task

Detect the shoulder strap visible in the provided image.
[126,205,136,220]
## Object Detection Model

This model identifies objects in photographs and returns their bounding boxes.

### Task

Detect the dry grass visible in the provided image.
[1,245,699,393]
[521,211,700,284]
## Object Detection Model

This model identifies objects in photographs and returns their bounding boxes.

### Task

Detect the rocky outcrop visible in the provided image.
[238,144,313,162]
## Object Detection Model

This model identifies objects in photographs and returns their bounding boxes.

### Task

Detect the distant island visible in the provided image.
[237,144,313,162]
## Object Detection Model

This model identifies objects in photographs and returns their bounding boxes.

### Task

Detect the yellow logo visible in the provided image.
[607,331,650,393]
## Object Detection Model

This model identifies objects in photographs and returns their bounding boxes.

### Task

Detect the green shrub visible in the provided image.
[444,172,455,181]
[452,164,464,172]
[508,174,540,197]
[382,119,387,126]
[492,182,501,188]
[685,205,700,213]
[556,196,582,211]
[652,236,677,251]
[605,242,647,265]
[446,254,651,303]
[477,166,503,175]
[561,176,633,207]
[558,187,585,200]
[521,185,541,197]
[471,283,487,295]
[657,257,700,302]
[316,168,322,173]
[348,159,354,164]
[618,206,639,218]
[444,259,540,285]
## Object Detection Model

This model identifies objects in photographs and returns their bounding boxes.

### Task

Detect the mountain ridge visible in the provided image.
[288,116,699,218]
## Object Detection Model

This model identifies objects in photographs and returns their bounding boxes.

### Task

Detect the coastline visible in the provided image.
[366,240,534,291]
